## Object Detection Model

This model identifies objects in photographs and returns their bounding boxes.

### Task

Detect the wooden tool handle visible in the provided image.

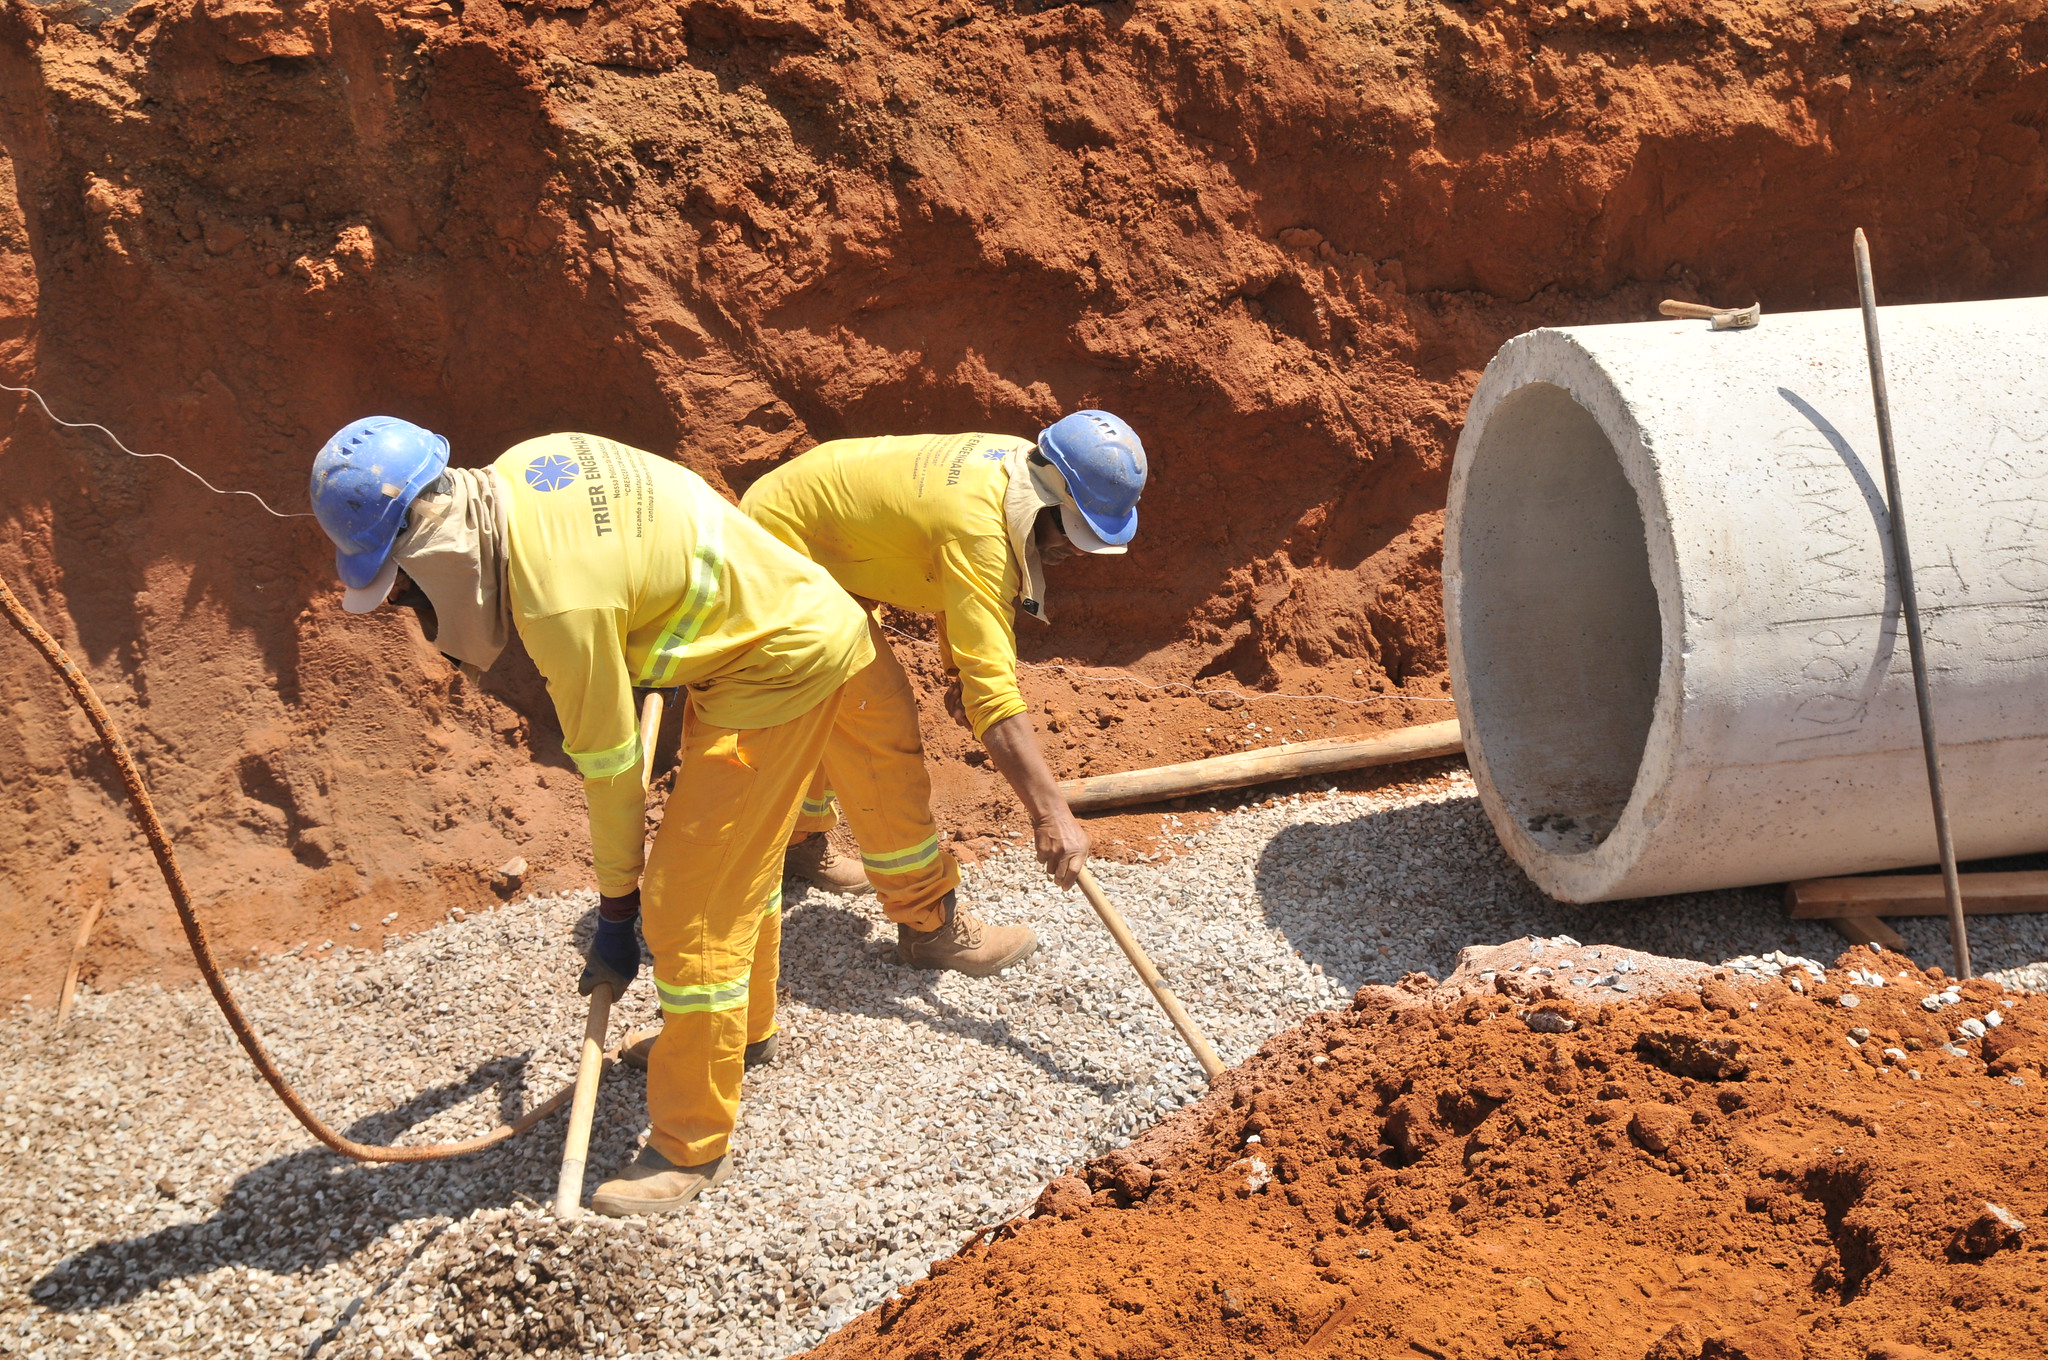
[1076,866,1225,1082]
[554,983,614,1218]
[54,896,107,1036]
[1658,299,1721,320]
[638,692,664,787]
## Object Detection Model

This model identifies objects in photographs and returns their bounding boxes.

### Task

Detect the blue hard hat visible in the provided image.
[1035,410,1147,547]
[309,417,449,589]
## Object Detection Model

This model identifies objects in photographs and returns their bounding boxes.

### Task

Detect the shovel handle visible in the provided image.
[553,983,614,1218]
[638,692,664,787]
[552,690,660,1216]
[1076,866,1226,1082]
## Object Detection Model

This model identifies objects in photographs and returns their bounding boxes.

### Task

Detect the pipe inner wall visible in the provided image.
[1446,297,2048,903]
[1452,382,1661,857]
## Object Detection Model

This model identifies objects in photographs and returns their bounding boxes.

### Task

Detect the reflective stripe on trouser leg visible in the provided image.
[654,975,749,1015]
[788,769,840,843]
[748,884,781,1047]
[640,692,841,1166]
[822,616,960,932]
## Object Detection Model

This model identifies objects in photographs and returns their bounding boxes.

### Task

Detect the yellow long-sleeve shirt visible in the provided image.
[740,433,1032,739]
[499,434,873,896]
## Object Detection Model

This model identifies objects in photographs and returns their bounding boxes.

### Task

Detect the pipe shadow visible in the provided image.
[26,1049,612,1313]
[774,892,1135,1101]
[1249,797,1842,995]
[1774,387,1907,723]
[1777,386,1903,566]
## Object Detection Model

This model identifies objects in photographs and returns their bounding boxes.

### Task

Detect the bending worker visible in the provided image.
[311,419,872,1216]
[743,411,1147,975]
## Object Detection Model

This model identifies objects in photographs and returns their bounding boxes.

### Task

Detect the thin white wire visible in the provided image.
[878,619,1457,711]
[3,380,314,519]
[0,381,1459,700]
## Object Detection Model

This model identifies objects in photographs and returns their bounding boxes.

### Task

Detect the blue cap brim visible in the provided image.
[336,543,394,591]
[1073,503,1137,547]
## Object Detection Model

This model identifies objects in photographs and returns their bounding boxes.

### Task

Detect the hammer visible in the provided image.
[1659,298,1761,330]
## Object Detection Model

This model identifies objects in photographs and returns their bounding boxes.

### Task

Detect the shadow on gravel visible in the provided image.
[1253,796,1845,994]
[776,894,1134,1101]
[29,1051,602,1313]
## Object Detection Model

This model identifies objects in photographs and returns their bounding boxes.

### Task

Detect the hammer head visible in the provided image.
[1710,303,1761,330]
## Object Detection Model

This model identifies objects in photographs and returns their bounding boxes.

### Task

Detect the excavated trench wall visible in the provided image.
[2,0,2046,995]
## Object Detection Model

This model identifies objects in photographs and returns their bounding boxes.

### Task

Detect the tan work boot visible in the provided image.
[784,833,871,895]
[620,1032,778,1071]
[588,1146,731,1218]
[895,892,1038,977]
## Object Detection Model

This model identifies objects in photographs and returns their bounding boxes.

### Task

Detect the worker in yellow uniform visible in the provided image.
[311,418,872,1216]
[742,410,1148,974]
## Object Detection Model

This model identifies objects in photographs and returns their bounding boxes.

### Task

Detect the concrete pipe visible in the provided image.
[1444,296,2048,903]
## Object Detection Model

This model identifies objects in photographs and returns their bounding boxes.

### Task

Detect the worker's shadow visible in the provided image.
[1251,799,1820,993]
[775,892,1134,1100]
[27,1047,638,1313]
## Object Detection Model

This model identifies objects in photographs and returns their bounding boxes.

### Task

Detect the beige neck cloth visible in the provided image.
[390,467,513,672]
[1002,447,1055,624]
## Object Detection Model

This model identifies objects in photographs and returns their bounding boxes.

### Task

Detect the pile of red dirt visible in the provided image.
[809,945,2048,1360]
[4,0,2047,999]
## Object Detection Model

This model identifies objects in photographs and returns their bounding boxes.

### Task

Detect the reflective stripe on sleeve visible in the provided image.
[860,834,941,876]
[654,975,750,1015]
[800,791,838,819]
[637,515,727,689]
[568,733,643,780]
[763,883,783,918]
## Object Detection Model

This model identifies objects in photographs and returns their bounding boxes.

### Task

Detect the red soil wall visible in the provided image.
[3,0,2046,997]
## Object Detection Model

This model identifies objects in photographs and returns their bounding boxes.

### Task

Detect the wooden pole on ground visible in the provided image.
[554,983,615,1219]
[1056,719,1463,814]
[1076,865,1225,1083]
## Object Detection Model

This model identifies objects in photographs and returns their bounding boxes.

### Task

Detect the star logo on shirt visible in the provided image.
[524,452,578,492]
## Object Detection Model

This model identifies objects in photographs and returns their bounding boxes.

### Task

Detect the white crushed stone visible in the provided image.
[4,765,2044,1358]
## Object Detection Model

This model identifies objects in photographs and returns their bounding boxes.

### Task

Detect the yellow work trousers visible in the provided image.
[641,690,840,1166]
[791,616,961,932]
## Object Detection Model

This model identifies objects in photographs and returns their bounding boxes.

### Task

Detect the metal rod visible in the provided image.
[1852,228,1971,979]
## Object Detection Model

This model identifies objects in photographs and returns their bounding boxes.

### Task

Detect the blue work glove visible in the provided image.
[579,890,642,997]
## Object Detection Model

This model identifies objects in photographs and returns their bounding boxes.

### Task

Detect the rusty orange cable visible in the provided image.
[0,568,582,1162]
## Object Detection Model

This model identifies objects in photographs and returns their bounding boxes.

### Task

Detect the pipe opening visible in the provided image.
[1459,381,1661,855]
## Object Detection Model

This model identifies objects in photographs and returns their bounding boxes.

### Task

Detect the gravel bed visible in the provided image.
[4,767,2045,1359]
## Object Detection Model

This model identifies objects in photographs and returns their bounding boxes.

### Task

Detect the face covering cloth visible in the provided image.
[1002,445,1056,625]
[389,466,513,672]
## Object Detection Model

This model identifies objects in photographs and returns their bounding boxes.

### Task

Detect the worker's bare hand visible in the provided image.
[1034,810,1091,890]
[943,680,972,732]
